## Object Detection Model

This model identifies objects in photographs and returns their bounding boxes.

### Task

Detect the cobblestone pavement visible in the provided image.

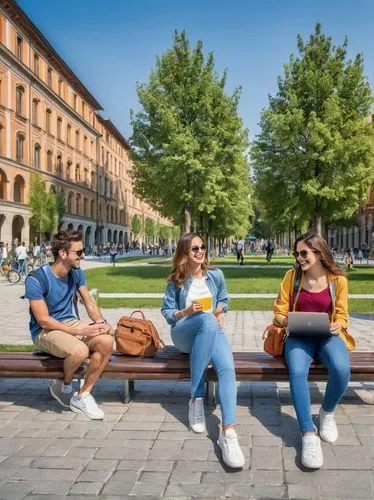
[1,273,374,498]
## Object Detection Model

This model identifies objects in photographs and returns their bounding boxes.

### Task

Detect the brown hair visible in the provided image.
[52,230,83,260]
[294,232,345,277]
[166,233,214,287]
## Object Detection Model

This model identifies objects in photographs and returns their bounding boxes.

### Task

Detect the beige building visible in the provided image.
[0,0,169,248]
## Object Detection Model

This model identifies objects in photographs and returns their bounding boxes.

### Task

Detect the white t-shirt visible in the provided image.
[237,240,244,251]
[33,245,41,257]
[186,278,213,314]
[16,245,28,260]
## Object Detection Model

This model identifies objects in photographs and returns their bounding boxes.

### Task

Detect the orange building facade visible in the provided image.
[0,0,169,247]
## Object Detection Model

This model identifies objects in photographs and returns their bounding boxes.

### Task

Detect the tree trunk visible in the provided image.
[183,206,191,234]
[314,214,322,235]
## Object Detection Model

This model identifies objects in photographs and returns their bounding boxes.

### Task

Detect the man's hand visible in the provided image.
[330,322,342,335]
[75,323,112,337]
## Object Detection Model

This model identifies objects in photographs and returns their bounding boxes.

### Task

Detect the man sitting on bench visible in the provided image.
[24,230,114,419]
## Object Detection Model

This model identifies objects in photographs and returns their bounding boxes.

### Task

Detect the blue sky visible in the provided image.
[17,0,374,141]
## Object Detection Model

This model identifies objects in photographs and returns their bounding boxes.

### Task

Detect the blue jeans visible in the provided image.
[171,312,237,427]
[285,335,350,433]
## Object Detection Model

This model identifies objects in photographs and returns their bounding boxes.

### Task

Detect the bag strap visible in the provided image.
[24,265,50,298]
[130,310,146,319]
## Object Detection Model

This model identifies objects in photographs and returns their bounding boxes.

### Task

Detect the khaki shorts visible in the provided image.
[35,319,96,358]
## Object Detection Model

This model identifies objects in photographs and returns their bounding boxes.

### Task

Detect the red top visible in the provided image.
[296,287,332,316]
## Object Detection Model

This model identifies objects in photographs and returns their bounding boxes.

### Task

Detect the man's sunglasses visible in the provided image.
[292,250,315,259]
[69,248,85,257]
[190,245,206,254]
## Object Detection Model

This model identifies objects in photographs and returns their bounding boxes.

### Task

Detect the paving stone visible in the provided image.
[164,483,224,497]
[66,447,98,458]
[77,470,113,482]
[107,430,158,440]
[116,459,144,471]
[101,480,136,496]
[169,470,202,483]
[130,481,167,496]
[30,457,90,469]
[142,460,174,472]
[69,481,103,495]
[251,446,282,469]
[85,458,119,471]
[95,447,149,460]
[332,445,372,469]
[288,484,322,499]
[113,421,162,430]
[12,467,81,481]
[30,480,75,495]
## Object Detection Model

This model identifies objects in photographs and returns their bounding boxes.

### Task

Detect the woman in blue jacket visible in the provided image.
[161,233,244,469]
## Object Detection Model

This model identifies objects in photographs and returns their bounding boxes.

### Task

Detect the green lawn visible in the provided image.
[86,265,374,295]
[211,254,295,266]
[0,344,35,352]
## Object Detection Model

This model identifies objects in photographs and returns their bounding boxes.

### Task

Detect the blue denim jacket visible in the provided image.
[161,268,229,326]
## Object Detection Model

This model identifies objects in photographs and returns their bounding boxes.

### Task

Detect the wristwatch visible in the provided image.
[95,319,107,325]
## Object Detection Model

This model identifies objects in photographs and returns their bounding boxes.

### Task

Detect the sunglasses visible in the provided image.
[292,250,315,259]
[190,245,206,254]
[69,248,85,257]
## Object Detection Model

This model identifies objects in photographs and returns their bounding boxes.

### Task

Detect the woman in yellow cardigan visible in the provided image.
[274,232,355,470]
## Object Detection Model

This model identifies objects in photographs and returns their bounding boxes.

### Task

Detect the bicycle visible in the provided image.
[0,262,21,284]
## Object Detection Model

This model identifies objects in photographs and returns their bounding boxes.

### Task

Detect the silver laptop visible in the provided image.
[287,312,332,337]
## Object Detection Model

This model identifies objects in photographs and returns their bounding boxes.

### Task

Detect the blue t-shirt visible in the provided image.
[24,265,86,342]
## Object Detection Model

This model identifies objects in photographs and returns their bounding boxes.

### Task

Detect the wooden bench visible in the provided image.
[1,348,374,403]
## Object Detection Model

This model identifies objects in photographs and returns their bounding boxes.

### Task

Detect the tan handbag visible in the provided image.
[262,324,288,356]
[115,310,165,357]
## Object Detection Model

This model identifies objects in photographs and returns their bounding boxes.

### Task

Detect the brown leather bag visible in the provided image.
[115,310,165,357]
[262,324,288,356]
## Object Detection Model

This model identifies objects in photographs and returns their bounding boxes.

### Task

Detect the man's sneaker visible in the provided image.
[301,434,323,469]
[356,389,374,405]
[217,428,245,468]
[70,391,104,420]
[319,407,338,443]
[49,380,72,408]
[188,398,206,433]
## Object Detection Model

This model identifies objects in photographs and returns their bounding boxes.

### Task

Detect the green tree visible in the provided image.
[29,173,62,242]
[252,22,374,235]
[131,30,251,235]
[144,217,156,238]
[159,224,172,242]
[131,214,142,238]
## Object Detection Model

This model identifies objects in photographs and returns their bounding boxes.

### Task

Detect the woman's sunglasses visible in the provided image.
[69,248,85,257]
[190,245,206,254]
[292,250,315,259]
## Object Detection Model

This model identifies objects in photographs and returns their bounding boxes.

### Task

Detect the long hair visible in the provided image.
[167,233,214,287]
[294,232,345,277]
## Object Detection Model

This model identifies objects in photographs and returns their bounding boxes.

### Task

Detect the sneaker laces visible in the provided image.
[193,400,205,423]
[322,412,336,429]
[222,432,242,458]
[303,438,320,458]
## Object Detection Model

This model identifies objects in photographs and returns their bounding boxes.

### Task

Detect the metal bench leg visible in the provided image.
[122,380,135,404]
[206,381,216,405]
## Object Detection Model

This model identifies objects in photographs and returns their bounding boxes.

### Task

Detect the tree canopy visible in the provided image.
[131,30,251,237]
[251,22,374,235]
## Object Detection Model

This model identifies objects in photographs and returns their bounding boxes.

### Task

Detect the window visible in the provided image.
[16,36,22,60]
[46,109,51,133]
[73,94,77,109]
[16,86,24,115]
[34,143,41,169]
[66,160,72,179]
[81,101,85,117]
[75,164,80,182]
[47,67,52,87]
[14,175,25,203]
[75,130,80,149]
[83,135,87,154]
[58,79,63,97]
[16,133,24,162]
[32,99,38,125]
[33,53,39,76]
[67,124,71,145]
[57,117,62,140]
[57,154,63,177]
[47,150,53,172]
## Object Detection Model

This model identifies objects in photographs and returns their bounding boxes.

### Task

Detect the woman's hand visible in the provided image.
[330,322,342,335]
[184,302,203,316]
[215,313,225,328]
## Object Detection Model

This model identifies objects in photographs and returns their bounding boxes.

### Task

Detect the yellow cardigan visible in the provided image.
[273,268,356,351]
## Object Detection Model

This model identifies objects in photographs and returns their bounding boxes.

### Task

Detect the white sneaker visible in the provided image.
[70,391,104,420]
[217,428,245,468]
[188,398,206,433]
[49,380,72,408]
[319,407,338,443]
[301,434,323,469]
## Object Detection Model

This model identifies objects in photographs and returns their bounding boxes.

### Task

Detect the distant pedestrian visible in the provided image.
[236,239,244,265]
[358,249,363,264]
[265,239,275,263]
[109,244,118,267]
